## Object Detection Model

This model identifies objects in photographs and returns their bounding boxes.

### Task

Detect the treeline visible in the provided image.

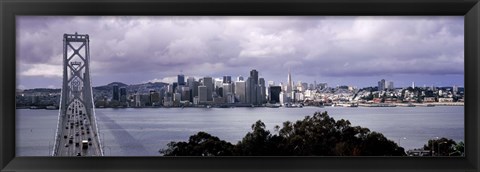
[160,111,406,156]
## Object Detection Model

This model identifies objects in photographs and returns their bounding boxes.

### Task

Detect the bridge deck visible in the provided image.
[56,102,101,156]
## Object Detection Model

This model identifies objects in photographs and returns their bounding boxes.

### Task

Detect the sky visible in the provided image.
[16,16,464,89]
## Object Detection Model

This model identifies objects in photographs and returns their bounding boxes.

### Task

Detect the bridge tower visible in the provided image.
[52,33,103,156]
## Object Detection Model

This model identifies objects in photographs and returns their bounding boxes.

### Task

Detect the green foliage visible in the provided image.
[423,138,460,156]
[161,111,406,156]
[160,131,234,156]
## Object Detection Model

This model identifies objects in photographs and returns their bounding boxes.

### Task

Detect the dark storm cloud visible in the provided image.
[17,16,464,89]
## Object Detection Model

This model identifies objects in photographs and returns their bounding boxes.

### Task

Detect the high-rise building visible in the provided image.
[412,82,415,88]
[119,87,127,103]
[387,81,394,90]
[378,79,386,91]
[223,83,233,98]
[237,76,244,81]
[198,85,208,102]
[150,90,160,106]
[286,69,293,95]
[223,75,232,83]
[178,74,185,86]
[259,78,266,104]
[250,69,258,85]
[269,86,281,103]
[203,77,213,101]
[112,84,119,101]
[235,81,246,103]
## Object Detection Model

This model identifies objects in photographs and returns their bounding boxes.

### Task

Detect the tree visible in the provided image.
[160,131,234,156]
[161,111,406,156]
[423,137,457,156]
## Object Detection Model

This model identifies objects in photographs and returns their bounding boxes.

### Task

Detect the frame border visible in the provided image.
[1,0,479,171]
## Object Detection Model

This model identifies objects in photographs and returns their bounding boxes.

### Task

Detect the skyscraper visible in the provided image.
[237,76,244,81]
[112,84,119,101]
[119,87,127,103]
[259,78,266,104]
[269,86,281,103]
[178,74,185,86]
[387,81,394,90]
[250,69,258,85]
[203,77,213,101]
[235,80,246,103]
[198,85,207,102]
[286,69,293,94]
[223,75,232,84]
[378,79,386,91]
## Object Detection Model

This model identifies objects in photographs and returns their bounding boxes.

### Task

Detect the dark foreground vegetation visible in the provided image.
[160,111,407,156]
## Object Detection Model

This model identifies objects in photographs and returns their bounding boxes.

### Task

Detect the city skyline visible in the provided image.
[17,16,464,89]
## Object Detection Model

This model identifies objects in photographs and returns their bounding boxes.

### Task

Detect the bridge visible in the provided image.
[52,33,103,156]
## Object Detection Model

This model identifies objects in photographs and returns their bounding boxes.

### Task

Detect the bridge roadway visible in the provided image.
[56,101,101,156]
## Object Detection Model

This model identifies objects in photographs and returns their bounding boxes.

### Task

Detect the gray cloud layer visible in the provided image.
[17,16,464,89]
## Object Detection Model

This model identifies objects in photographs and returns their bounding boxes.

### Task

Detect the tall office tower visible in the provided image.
[112,84,119,101]
[412,82,415,88]
[223,83,233,99]
[178,74,185,86]
[187,77,195,88]
[387,81,394,90]
[172,82,178,93]
[198,85,208,102]
[150,90,160,106]
[203,77,213,101]
[235,81,246,103]
[269,86,282,103]
[286,69,293,96]
[237,76,244,81]
[314,80,317,89]
[246,77,253,104]
[215,79,223,89]
[250,69,259,85]
[259,78,266,104]
[119,87,127,103]
[173,92,181,105]
[217,87,224,97]
[182,87,191,102]
[223,76,232,83]
[256,85,263,105]
[191,81,199,99]
[167,84,174,93]
[378,79,386,91]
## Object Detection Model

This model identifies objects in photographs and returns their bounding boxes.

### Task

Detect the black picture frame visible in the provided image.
[1,0,479,171]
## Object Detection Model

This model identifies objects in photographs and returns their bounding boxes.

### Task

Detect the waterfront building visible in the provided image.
[259,78,266,104]
[269,86,281,103]
[135,93,141,107]
[235,80,246,103]
[203,77,213,101]
[150,90,160,106]
[181,87,191,102]
[119,87,127,103]
[217,87,223,97]
[198,85,208,102]
[112,84,119,101]
[173,93,181,105]
[223,83,233,99]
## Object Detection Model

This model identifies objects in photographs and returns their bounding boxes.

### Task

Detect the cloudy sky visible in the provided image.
[16,16,464,89]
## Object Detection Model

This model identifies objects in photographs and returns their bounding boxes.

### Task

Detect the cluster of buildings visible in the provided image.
[15,72,465,109]
[105,69,319,108]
